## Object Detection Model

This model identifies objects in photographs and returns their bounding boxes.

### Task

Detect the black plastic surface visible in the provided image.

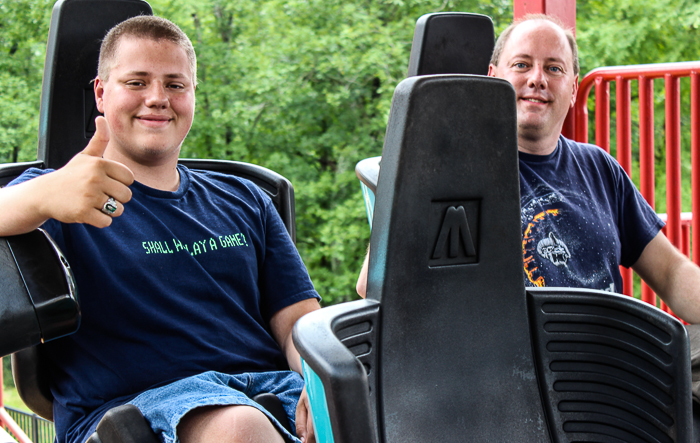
[9,229,79,341]
[299,75,540,443]
[358,12,495,203]
[407,13,494,77]
[0,161,44,187]
[0,238,43,357]
[11,346,54,421]
[293,300,380,443]
[38,0,153,169]
[93,405,160,443]
[0,230,79,358]
[253,393,293,435]
[307,74,695,442]
[529,287,692,442]
[371,75,546,442]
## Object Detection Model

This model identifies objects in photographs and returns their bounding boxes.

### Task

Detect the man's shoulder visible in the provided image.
[560,136,619,168]
[561,136,608,157]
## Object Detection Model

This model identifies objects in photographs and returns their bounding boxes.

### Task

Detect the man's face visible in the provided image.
[488,20,578,147]
[95,36,195,165]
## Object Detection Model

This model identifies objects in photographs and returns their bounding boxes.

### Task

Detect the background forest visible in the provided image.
[2,0,700,311]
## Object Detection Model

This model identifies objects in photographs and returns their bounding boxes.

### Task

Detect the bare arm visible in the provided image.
[269,297,321,443]
[269,297,321,374]
[356,245,370,299]
[633,231,700,324]
[0,117,134,236]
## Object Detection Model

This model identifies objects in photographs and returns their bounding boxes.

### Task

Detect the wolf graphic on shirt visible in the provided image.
[520,188,616,292]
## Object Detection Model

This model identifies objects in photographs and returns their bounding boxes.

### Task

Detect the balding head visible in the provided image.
[491,14,579,76]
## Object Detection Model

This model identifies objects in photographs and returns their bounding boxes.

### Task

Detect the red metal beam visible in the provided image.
[666,74,682,251]
[692,71,700,265]
[513,0,577,33]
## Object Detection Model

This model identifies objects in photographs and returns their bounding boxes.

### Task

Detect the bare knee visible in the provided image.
[178,405,284,443]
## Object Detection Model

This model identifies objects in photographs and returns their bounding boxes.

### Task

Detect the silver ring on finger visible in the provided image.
[101,197,118,216]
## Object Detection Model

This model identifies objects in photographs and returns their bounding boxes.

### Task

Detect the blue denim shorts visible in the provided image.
[128,370,304,443]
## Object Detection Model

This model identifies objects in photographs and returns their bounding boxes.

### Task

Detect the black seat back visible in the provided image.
[529,287,692,442]
[364,74,552,441]
[39,0,153,169]
[355,12,495,222]
[295,73,693,443]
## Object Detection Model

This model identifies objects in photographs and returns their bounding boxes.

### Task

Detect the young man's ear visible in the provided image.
[94,77,105,113]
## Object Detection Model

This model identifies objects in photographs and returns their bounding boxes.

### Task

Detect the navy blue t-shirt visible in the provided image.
[519,136,664,293]
[9,165,319,443]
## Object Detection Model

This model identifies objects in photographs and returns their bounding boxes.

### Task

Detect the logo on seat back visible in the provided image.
[430,200,479,267]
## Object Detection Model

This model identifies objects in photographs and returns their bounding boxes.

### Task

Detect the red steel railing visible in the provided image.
[574,61,700,314]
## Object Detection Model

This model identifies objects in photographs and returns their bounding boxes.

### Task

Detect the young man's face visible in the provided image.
[488,20,578,147]
[95,36,195,166]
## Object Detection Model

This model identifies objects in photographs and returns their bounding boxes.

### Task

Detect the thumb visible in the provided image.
[82,116,111,157]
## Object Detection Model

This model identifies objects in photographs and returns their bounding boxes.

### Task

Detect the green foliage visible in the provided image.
[2,357,12,389]
[0,0,51,163]
[577,0,700,72]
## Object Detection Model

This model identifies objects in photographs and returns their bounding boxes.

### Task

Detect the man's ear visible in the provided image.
[487,64,497,77]
[94,77,105,113]
[570,74,579,108]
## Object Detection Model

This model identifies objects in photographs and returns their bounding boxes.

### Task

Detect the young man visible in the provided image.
[0,16,319,443]
[358,15,700,325]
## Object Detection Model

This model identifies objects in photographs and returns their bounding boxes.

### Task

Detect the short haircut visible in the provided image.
[97,15,197,85]
[490,14,579,76]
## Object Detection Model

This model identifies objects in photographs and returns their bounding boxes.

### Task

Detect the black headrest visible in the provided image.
[406,12,495,77]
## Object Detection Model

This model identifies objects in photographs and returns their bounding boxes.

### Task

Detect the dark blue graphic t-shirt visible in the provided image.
[519,136,664,293]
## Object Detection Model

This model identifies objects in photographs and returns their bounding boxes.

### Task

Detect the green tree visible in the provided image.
[0,0,52,163]
[2,357,11,389]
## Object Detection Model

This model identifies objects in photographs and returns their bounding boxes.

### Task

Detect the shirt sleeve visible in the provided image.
[613,159,665,267]
[257,193,320,320]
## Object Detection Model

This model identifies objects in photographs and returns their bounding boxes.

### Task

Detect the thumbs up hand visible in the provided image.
[38,116,135,227]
